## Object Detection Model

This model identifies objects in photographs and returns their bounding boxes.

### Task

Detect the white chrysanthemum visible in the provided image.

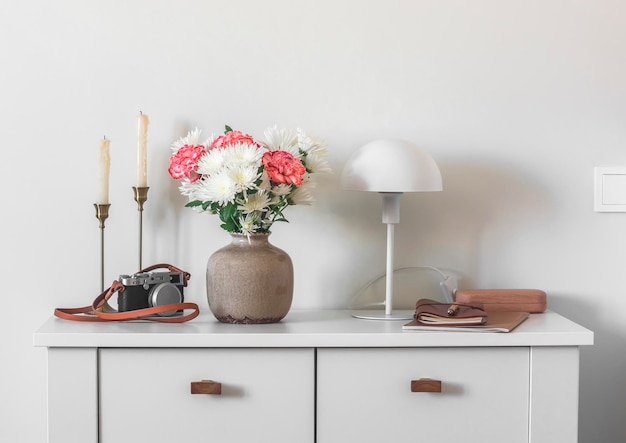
[228,165,260,192]
[222,142,265,168]
[271,183,292,197]
[297,130,328,157]
[196,148,227,176]
[177,180,209,213]
[289,181,315,205]
[263,125,299,155]
[238,213,258,235]
[237,192,271,214]
[171,127,209,152]
[196,172,237,205]
[178,179,201,198]
[296,130,331,173]
[302,154,332,174]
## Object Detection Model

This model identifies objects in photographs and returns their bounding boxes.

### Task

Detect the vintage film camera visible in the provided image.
[117,271,185,317]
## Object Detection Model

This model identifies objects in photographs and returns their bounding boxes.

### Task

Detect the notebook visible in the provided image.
[403,311,530,333]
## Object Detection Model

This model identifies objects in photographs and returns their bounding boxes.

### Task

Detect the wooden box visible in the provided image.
[455,289,547,313]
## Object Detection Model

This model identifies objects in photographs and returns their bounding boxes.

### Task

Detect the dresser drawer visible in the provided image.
[99,348,315,443]
[317,347,529,443]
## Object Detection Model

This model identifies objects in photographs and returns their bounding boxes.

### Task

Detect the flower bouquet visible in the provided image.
[168,125,330,323]
[168,125,330,234]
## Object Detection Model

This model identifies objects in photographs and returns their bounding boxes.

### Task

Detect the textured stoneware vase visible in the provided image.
[206,232,294,324]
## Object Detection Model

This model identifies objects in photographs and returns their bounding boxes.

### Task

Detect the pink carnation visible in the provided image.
[168,144,206,182]
[210,130,258,149]
[262,150,306,186]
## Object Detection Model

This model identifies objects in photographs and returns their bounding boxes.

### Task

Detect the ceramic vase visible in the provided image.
[206,232,293,324]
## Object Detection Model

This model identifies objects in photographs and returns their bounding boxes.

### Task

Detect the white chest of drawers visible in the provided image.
[34,310,593,443]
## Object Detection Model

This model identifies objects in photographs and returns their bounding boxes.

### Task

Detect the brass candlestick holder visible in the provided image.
[132,186,149,270]
[94,203,111,292]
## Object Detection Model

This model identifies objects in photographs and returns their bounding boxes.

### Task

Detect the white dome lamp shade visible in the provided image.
[341,139,443,320]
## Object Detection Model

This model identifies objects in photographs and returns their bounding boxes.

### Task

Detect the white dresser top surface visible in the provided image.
[34,310,593,348]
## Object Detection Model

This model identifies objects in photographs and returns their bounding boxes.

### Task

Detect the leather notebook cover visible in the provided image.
[404,310,530,333]
[413,299,487,326]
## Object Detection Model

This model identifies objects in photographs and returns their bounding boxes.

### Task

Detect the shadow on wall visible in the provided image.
[397,158,554,286]
[330,156,555,308]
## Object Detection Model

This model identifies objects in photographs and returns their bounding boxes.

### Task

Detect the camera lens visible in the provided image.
[149,283,182,317]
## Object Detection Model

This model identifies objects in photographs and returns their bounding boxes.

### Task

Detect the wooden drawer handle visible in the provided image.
[411,378,442,393]
[191,380,222,395]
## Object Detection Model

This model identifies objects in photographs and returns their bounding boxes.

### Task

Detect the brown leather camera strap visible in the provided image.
[54,264,199,323]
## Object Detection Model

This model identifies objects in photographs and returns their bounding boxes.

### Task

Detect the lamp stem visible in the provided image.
[351,192,413,320]
[385,222,395,316]
[382,193,401,316]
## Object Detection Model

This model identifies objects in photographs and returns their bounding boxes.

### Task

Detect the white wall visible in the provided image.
[2,1,624,441]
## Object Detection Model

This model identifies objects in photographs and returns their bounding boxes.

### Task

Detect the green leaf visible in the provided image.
[220,218,238,232]
[219,203,237,223]
[225,125,233,133]
[185,200,203,208]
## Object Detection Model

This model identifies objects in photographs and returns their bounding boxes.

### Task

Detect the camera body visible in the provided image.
[118,271,185,317]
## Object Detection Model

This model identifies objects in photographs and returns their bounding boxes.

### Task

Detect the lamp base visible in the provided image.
[351,310,414,321]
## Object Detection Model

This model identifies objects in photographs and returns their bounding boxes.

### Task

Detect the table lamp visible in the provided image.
[341,139,442,320]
